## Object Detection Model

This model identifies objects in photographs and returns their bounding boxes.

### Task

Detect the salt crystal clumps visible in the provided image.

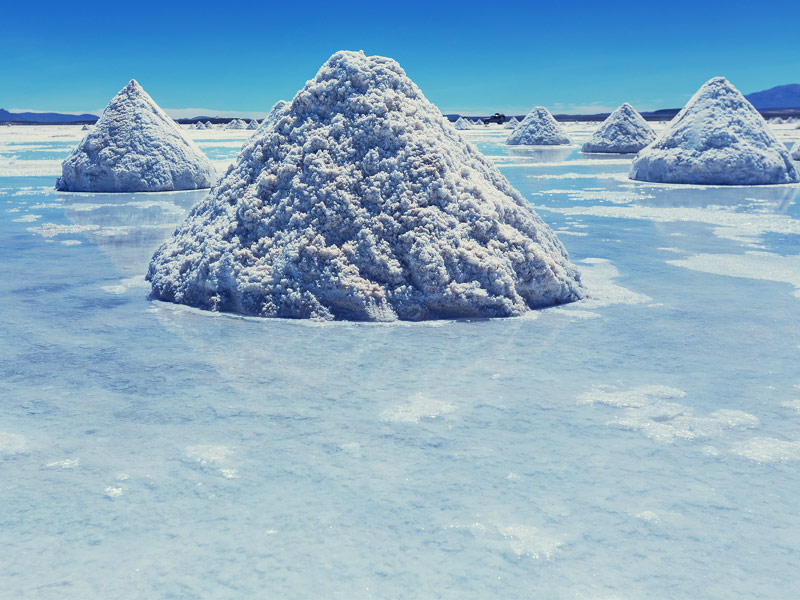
[56,80,216,192]
[506,107,570,145]
[504,117,520,129]
[792,141,800,160]
[582,103,656,153]
[147,51,584,321]
[630,77,799,185]
[454,117,471,130]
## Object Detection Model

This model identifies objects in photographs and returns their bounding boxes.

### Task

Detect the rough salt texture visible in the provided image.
[506,107,570,145]
[147,51,584,321]
[56,80,215,192]
[504,117,520,129]
[630,77,799,185]
[792,141,800,161]
[454,117,471,130]
[582,103,656,153]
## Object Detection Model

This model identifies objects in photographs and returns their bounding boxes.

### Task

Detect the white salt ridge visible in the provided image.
[454,117,471,130]
[147,51,584,321]
[731,437,800,462]
[506,107,570,146]
[582,103,656,153]
[225,119,247,130]
[579,385,759,444]
[630,77,799,185]
[56,80,216,192]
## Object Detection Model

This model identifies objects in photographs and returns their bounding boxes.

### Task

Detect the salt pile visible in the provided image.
[225,119,247,130]
[504,117,520,129]
[147,51,584,321]
[56,80,216,192]
[792,141,800,161]
[506,107,570,145]
[630,77,799,185]
[581,103,656,153]
[246,119,259,130]
[454,117,471,130]
[474,119,484,126]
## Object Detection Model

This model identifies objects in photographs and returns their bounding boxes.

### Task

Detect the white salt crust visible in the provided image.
[630,77,799,185]
[56,80,216,192]
[147,51,584,321]
[582,103,655,153]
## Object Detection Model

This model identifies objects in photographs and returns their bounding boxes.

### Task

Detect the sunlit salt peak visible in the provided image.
[630,77,799,185]
[454,116,471,130]
[506,107,570,145]
[792,141,800,161]
[147,50,584,321]
[56,79,216,192]
[582,103,656,153]
[504,117,520,129]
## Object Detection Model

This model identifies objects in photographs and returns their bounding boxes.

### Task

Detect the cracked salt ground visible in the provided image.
[3,116,800,597]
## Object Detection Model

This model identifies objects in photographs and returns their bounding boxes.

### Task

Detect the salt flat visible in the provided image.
[2,121,800,598]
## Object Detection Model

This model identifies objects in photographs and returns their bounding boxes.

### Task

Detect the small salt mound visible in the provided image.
[473,119,484,127]
[56,80,216,192]
[81,124,90,131]
[454,117,471,130]
[246,119,259,130]
[225,119,247,130]
[792,141,800,160]
[504,117,520,129]
[631,77,799,185]
[506,107,570,145]
[147,51,584,321]
[582,103,655,153]
[204,121,214,129]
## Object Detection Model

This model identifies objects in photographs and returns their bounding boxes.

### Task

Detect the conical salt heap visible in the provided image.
[506,107,570,145]
[454,117,471,130]
[246,119,259,130]
[582,103,655,153]
[630,77,799,185]
[474,119,484,126]
[504,117,520,129]
[56,80,215,192]
[147,51,584,321]
[791,141,800,161]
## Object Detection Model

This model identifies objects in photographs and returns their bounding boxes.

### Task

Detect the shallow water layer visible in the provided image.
[2,124,800,599]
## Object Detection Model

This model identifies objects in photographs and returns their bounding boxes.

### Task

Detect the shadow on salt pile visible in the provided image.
[59,190,206,278]
[506,146,573,163]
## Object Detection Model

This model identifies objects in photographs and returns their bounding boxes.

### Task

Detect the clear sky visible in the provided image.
[3,0,798,117]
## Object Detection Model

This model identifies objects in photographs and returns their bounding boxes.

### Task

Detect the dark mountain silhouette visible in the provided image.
[745,84,800,109]
[0,108,98,123]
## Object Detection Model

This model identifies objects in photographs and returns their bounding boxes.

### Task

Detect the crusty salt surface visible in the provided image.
[792,141,800,161]
[147,51,584,321]
[630,77,799,185]
[582,103,655,153]
[506,107,570,145]
[56,80,216,192]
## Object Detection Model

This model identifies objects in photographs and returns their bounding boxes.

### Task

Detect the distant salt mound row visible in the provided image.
[454,117,471,130]
[631,77,799,185]
[147,50,584,321]
[246,119,259,130]
[504,117,520,129]
[582,103,656,153]
[225,119,247,130]
[506,107,570,145]
[792,141,800,160]
[56,80,216,193]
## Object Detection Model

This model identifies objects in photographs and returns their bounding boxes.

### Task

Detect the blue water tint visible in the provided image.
[1,130,800,599]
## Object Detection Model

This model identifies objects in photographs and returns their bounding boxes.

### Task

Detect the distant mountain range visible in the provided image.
[2,83,800,123]
[744,84,800,109]
[0,108,98,123]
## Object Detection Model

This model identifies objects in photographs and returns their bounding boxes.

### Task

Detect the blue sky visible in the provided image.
[3,0,798,117]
